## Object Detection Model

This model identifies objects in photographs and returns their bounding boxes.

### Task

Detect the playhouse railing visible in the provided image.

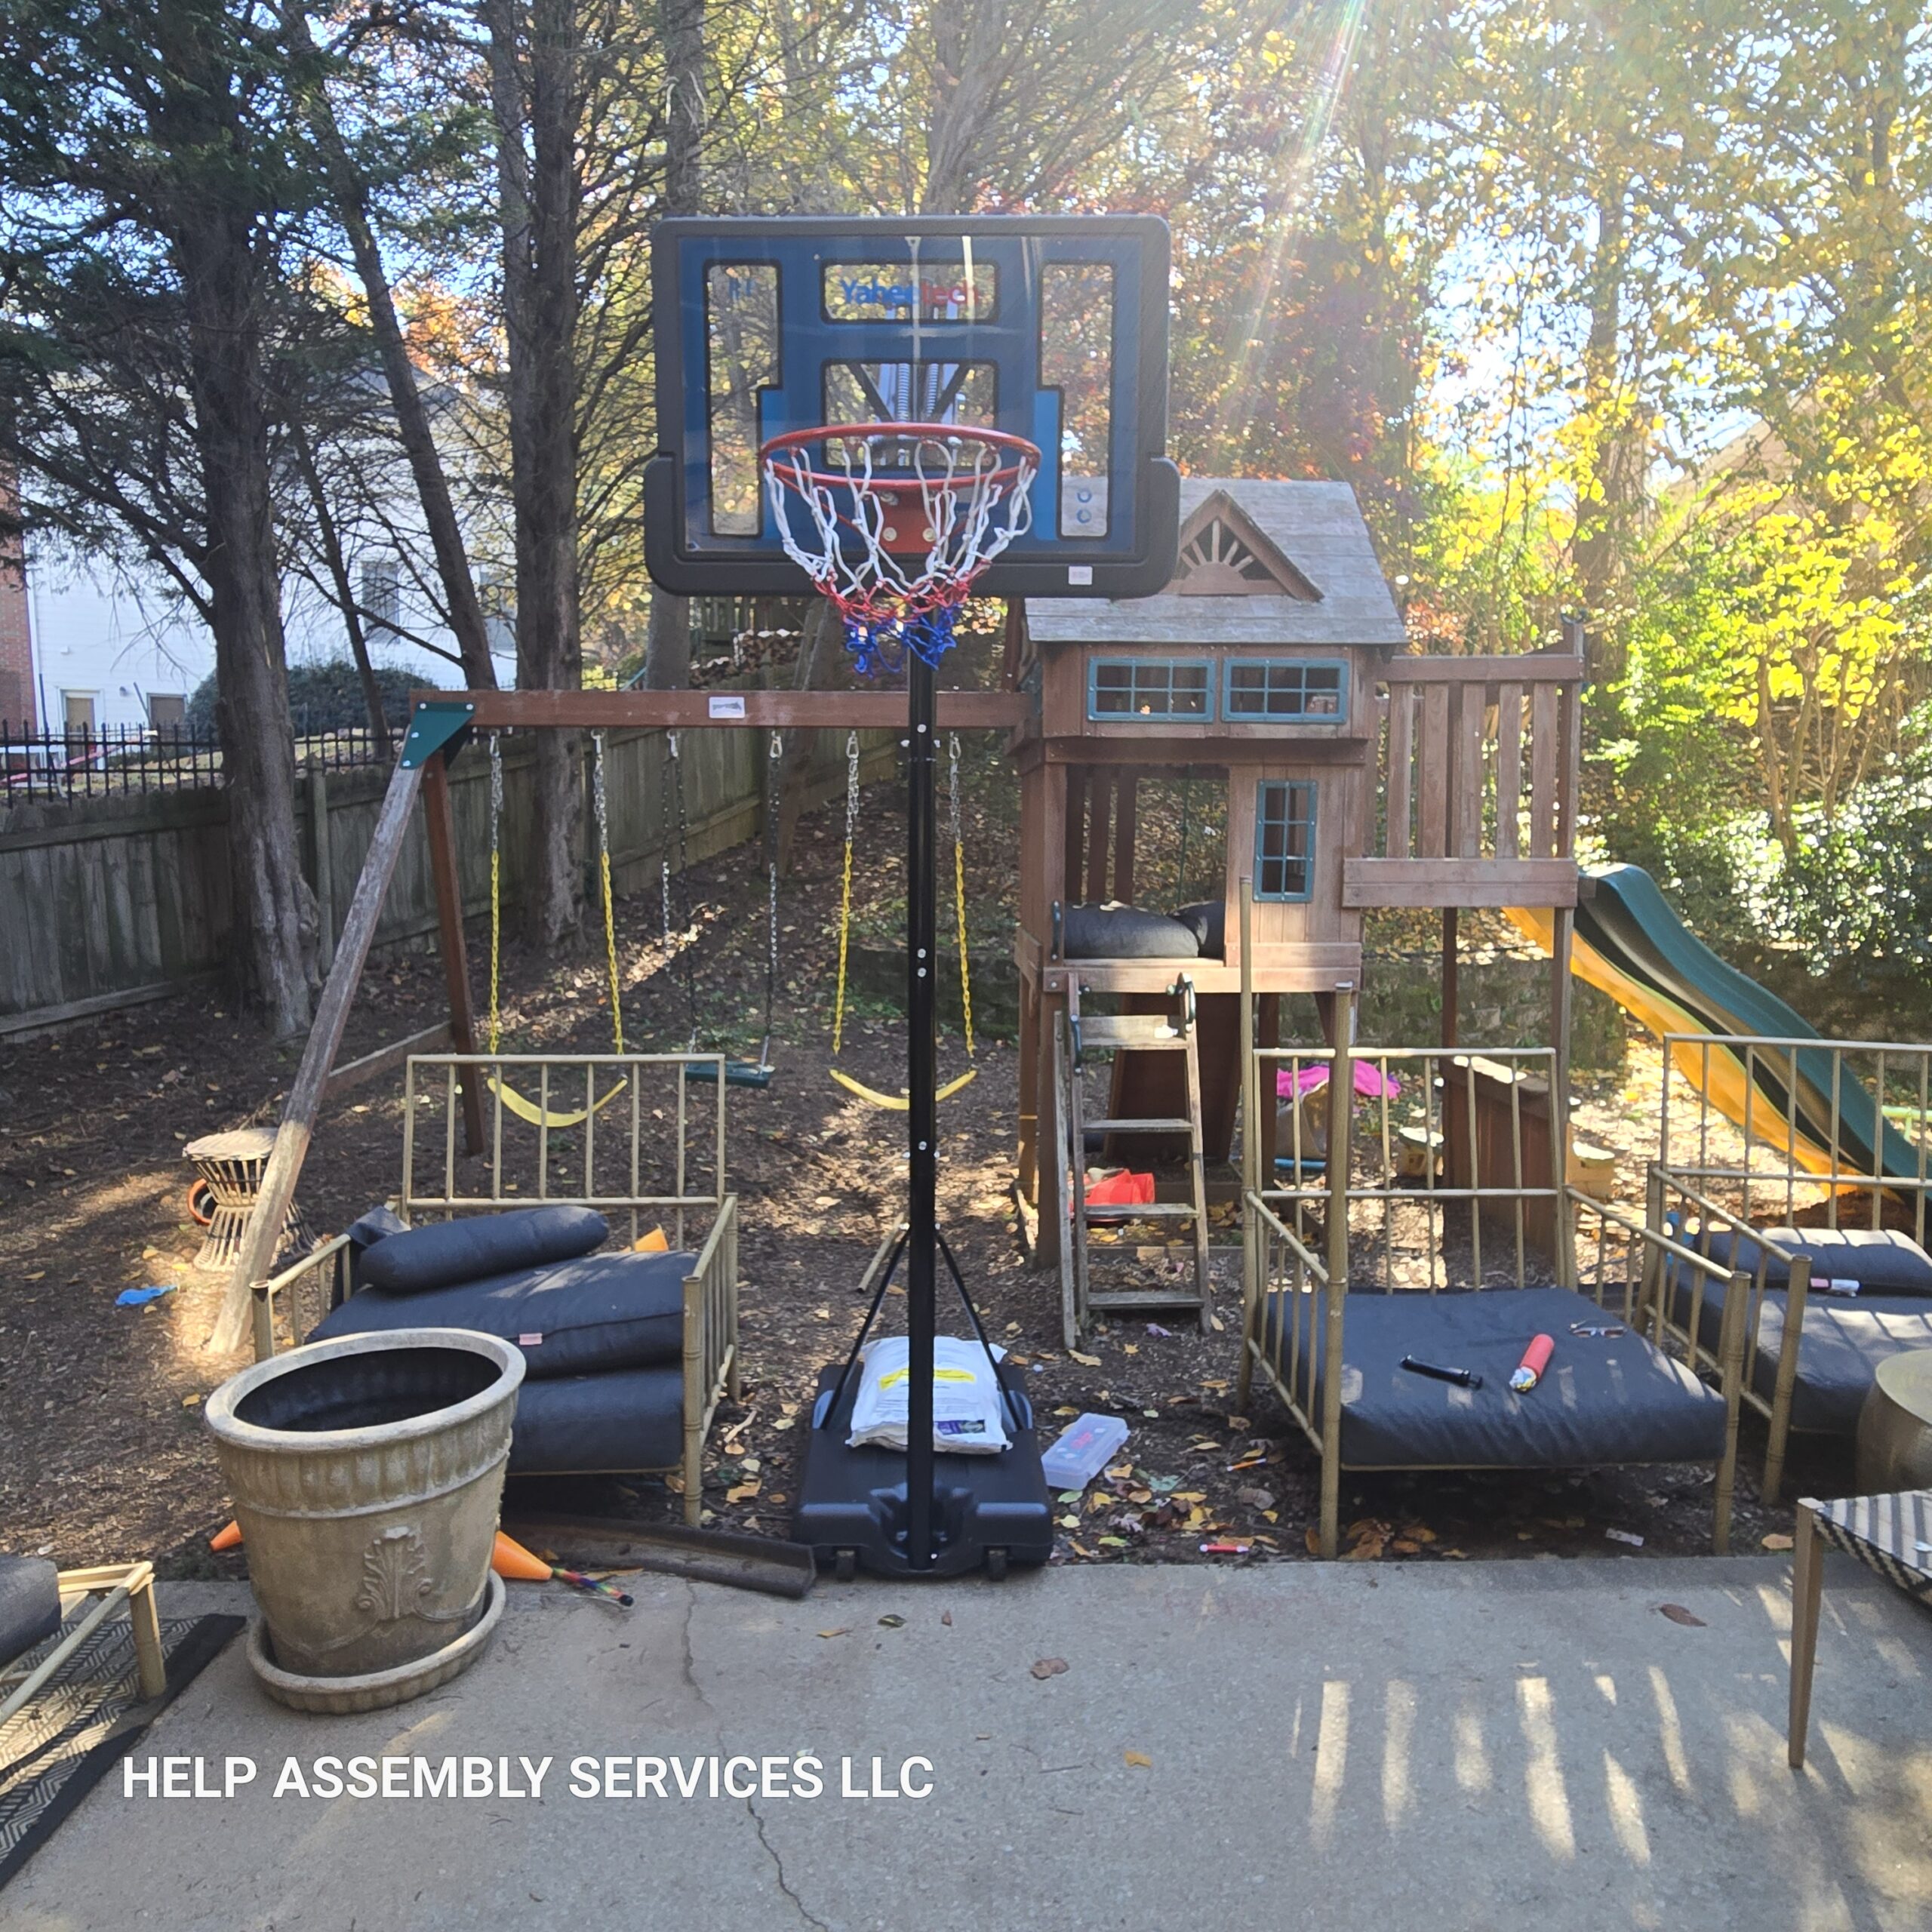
[1344,652,1583,909]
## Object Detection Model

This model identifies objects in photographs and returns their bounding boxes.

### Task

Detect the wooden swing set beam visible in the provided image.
[441,688,1028,732]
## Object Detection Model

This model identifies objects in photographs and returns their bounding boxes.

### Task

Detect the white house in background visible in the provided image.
[17,544,515,734]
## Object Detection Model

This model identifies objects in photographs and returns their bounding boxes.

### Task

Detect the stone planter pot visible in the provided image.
[205,1329,524,1706]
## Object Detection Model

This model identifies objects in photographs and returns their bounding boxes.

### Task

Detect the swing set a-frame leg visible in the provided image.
[208,754,429,1355]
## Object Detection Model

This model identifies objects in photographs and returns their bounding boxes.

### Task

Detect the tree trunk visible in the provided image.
[177,203,316,1037]
[641,0,704,694]
[487,0,584,944]
[921,0,1006,213]
[1576,177,1640,684]
[280,2,500,691]
[643,591,692,688]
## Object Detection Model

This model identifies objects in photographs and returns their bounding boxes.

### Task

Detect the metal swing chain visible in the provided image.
[487,731,503,1055]
[763,731,783,1062]
[659,731,675,953]
[949,731,974,1058]
[1177,773,1192,903]
[668,730,699,1047]
[832,728,860,1055]
[592,729,624,1053]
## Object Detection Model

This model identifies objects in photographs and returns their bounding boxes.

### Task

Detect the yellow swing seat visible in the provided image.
[485,1072,629,1130]
[829,1067,977,1112]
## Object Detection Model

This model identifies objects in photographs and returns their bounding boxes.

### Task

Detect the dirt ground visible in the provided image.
[0,759,1820,1578]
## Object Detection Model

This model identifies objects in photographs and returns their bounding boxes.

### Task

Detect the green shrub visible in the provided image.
[186,660,441,734]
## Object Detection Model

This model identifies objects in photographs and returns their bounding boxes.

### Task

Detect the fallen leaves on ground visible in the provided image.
[1124,1750,1152,1769]
[1031,1657,1069,1679]
[1761,1532,1794,1552]
[817,1628,851,1640]
[1659,1603,1706,1627]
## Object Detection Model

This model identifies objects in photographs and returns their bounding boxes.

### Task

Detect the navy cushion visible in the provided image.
[0,1555,61,1667]
[1171,901,1226,958]
[1266,1285,1728,1468]
[343,1205,408,1292]
[508,1365,685,1473]
[357,1206,609,1295]
[1666,1223,1932,1297]
[1664,1271,1932,1435]
[1061,903,1201,960]
[309,1247,689,1377]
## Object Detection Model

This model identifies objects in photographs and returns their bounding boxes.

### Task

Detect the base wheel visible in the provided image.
[834,1549,857,1582]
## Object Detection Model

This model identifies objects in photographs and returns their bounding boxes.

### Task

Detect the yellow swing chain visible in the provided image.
[832,729,858,1055]
[949,731,974,1058]
[592,729,624,1053]
[825,728,977,1112]
[487,731,503,1056]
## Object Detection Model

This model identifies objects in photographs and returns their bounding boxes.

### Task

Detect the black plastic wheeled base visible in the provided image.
[791,1364,1054,1580]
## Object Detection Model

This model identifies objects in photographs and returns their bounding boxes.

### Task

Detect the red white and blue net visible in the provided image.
[761,424,1038,678]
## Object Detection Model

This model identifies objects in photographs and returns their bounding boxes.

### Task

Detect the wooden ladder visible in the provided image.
[1055,974,1213,1347]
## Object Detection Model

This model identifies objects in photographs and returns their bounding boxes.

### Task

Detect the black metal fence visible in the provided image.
[0,721,387,802]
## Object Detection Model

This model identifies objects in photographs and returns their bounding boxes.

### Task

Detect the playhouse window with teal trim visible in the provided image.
[1255,780,1316,900]
[1088,658,1212,721]
[1225,658,1346,722]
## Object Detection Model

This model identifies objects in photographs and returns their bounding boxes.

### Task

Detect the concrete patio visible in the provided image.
[7,1552,1929,1931]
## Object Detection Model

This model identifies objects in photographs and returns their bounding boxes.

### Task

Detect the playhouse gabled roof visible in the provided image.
[1024,478,1407,649]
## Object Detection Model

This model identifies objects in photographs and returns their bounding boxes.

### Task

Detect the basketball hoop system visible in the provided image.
[761,423,1039,678]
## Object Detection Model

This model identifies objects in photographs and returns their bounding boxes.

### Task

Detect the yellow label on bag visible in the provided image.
[878,1366,980,1391]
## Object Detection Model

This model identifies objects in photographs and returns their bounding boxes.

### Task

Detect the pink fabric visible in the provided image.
[1277,1061,1401,1102]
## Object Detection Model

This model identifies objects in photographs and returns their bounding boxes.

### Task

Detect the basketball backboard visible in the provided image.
[643,215,1179,600]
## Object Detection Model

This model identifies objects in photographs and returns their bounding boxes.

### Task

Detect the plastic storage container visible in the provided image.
[1041,1412,1130,1491]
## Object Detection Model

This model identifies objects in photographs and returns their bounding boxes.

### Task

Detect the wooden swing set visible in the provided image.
[207,683,1025,1356]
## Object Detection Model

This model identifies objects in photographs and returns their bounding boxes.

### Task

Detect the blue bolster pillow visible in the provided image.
[1061,903,1201,961]
[1670,1223,1932,1297]
[357,1205,610,1295]
[1171,900,1226,958]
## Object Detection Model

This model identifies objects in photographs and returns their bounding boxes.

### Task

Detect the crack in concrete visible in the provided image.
[681,1582,829,1929]
[746,1797,832,1932]
[678,1579,715,1722]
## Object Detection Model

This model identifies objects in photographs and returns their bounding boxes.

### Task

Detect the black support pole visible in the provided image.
[906,656,938,1569]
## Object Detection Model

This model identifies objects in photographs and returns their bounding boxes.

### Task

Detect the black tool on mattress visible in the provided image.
[1399,1355,1484,1390]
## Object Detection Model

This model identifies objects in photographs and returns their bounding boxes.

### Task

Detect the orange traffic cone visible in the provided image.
[210,1520,242,1552]
[491,1531,554,1581]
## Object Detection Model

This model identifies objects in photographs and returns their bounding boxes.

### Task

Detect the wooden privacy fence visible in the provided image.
[0,719,892,1038]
